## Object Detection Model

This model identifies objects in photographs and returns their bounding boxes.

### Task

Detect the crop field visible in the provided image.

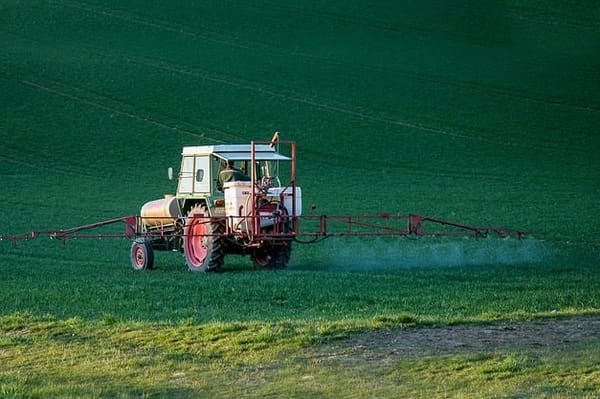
[1,0,599,397]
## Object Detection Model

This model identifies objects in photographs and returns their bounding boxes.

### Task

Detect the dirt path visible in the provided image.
[321,316,600,361]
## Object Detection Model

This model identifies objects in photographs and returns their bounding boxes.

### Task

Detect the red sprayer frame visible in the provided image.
[0,213,527,246]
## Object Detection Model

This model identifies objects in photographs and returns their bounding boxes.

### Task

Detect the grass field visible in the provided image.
[1,1,599,397]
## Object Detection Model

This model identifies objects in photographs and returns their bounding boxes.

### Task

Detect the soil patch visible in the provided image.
[318,316,600,362]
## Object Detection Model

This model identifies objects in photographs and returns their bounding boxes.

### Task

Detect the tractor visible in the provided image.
[130,138,301,272]
[2,135,527,268]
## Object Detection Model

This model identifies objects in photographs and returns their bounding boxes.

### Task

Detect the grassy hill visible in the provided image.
[1,1,599,397]
[2,0,599,234]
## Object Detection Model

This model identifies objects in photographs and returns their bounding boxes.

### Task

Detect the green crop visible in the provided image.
[1,1,598,397]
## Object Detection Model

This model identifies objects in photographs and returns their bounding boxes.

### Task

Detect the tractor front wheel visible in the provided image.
[251,243,292,270]
[183,204,225,272]
[130,238,154,271]
[251,206,292,270]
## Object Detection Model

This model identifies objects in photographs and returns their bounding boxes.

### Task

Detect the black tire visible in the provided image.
[251,242,292,270]
[183,204,225,272]
[251,206,292,270]
[130,238,154,271]
[273,242,292,269]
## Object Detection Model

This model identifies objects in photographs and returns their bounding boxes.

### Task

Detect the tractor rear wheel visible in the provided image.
[183,204,225,272]
[130,238,154,271]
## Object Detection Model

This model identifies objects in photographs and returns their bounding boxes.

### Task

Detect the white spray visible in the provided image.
[310,236,550,271]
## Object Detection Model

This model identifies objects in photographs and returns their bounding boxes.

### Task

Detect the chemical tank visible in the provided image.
[140,196,181,229]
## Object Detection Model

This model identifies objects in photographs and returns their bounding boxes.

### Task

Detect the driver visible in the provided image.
[218,160,250,190]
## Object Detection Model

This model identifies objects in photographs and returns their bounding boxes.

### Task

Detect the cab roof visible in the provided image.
[181,144,290,161]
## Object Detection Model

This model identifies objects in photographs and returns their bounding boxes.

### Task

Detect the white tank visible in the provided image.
[224,182,302,232]
[266,186,302,216]
[223,181,253,218]
[223,181,253,232]
[224,183,303,217]
[140,196,180,228]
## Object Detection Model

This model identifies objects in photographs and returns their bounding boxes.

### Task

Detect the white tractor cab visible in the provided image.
[135,141,301,272]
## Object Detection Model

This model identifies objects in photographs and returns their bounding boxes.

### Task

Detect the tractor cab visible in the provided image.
[174,143,299,218]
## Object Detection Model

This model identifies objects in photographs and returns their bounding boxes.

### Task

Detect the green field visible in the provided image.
[1,1,599,397]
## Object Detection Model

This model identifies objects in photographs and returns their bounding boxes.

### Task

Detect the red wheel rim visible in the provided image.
[133,244,145,268]
[186,217,208,267]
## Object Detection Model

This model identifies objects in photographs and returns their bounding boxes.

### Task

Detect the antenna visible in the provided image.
[269,131,280,148]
